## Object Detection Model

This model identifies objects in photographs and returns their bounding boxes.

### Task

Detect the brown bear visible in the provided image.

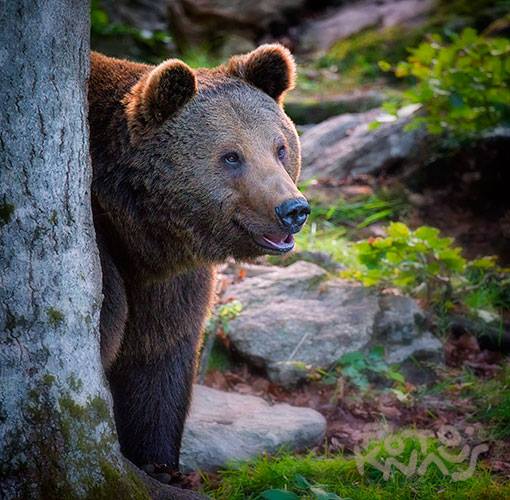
[88,44,309,471]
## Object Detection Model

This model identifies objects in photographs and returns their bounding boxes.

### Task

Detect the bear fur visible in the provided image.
[88,45,307,469]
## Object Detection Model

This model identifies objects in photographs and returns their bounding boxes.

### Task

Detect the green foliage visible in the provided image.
[463,258,510,313]
[344,222,466,292]
[207,341,233,373]
[308,194,407,230]
[318,27,426,85]
[180,48,221,69]
[379,28,510,137]
[294,224,353,267]
[296,187,509,317]
[206,300,243,336]
[343,222,509,316]
[204,442,510,499]
[317,347,405,393]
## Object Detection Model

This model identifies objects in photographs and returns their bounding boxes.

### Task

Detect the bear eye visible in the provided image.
[277,145,287,161]
[222,152,241,167]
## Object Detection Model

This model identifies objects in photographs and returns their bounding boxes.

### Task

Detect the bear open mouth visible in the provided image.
[253,233,294,253]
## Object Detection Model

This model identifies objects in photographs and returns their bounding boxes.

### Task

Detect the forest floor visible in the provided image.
[196,326,510,498]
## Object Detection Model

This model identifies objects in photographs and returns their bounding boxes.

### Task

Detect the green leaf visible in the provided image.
[338,351,365,367]
[378,60,392,72]
[259,490,300,500]
[310,486,344,499]
[470,257,497,269]
[387,369,405,384]
[387,222,410,239]
[369,346,385,359]
[293,474,312,490]
[395,62,410,78]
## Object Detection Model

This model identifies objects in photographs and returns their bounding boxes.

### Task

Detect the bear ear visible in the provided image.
[126,59,197,133]
[226,44,296,104]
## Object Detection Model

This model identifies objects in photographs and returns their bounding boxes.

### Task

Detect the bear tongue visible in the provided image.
[262,233,294,250]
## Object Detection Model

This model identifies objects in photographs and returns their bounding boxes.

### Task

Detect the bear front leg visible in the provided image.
[107,267,213,469]
[107,337,196,469]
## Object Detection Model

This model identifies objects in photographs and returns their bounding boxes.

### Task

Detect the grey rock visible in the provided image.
[300,105,429,180]
[299,0,433,53]
[372,295,442,365]
[180,385,326,472]
[224,262,442,386]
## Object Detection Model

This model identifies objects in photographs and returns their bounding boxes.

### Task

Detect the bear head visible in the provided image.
[109,45,309,276]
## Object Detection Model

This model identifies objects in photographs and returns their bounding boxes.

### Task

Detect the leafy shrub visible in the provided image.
[344,223,465,291]
[343,222,509,314]
[379,28,510,137]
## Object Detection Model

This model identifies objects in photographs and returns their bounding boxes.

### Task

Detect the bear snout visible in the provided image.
[275,198,310,234]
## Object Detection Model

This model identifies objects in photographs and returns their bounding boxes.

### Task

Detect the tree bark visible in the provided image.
[0,1,147,498]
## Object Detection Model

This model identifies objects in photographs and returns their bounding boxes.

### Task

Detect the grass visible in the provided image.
[306,194,407,229]
[291,191,407,267]
[462,363,510,439]
[204,436,510,499]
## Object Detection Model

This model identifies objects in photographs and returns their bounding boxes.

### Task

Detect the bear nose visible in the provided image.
[275,198,311,233]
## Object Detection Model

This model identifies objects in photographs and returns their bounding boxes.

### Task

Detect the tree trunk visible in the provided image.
[0,1,147,498]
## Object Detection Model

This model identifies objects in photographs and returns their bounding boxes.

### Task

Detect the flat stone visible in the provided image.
[180,385,326,472]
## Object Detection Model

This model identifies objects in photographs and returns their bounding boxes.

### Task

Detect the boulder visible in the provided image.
[299,0,434,54]
[180,385,326,471]
[300,105,428,180]
[372,294,440,365]
[224,261,443,386]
